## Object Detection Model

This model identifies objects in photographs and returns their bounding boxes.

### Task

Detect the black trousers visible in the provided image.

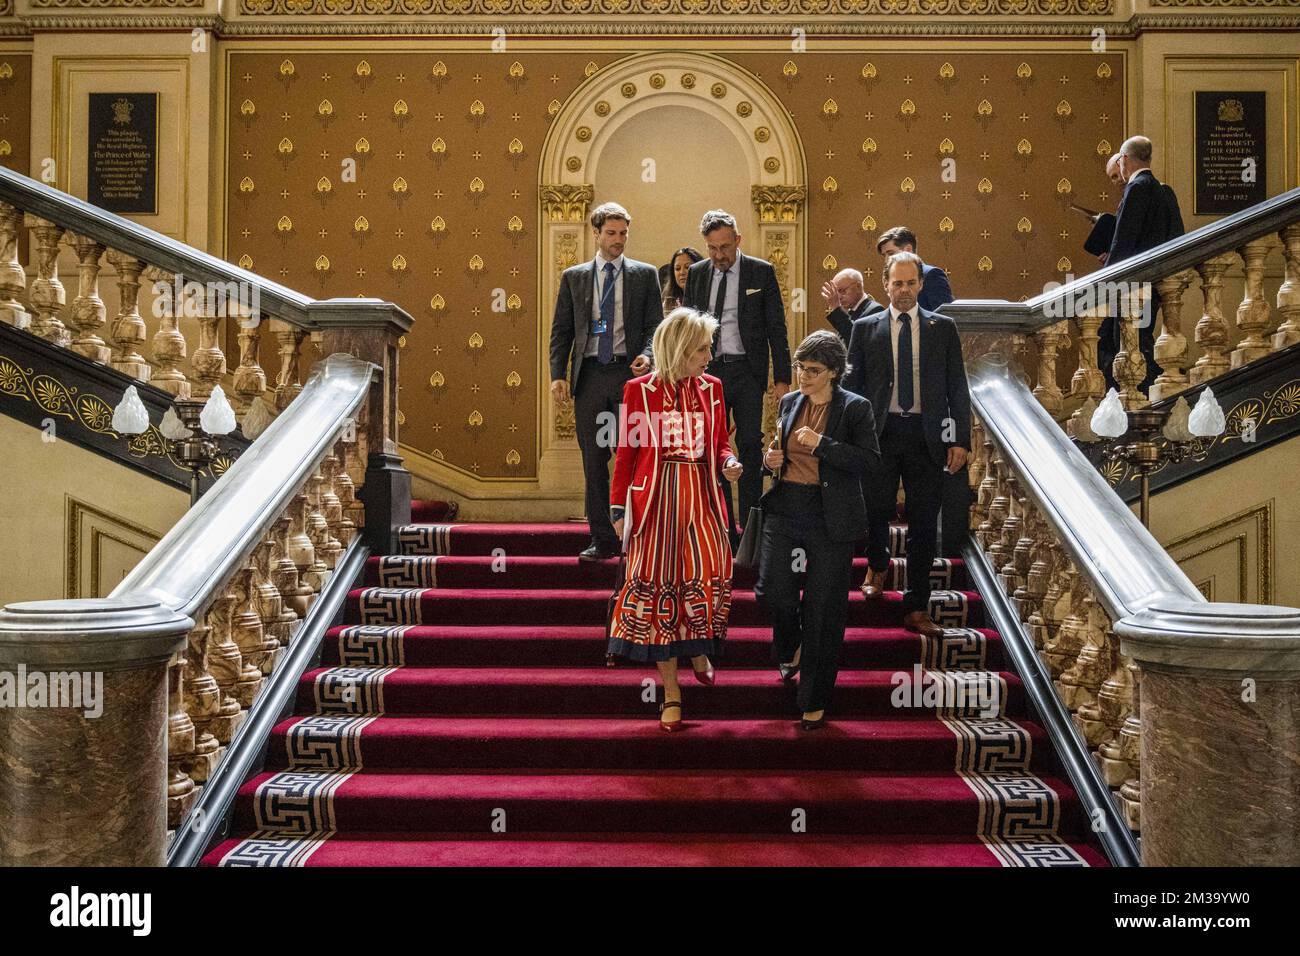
[1098,291,1160,394]
[866,414,942,615]
[940,467,973,558]
[754,483,856,714]
[709,358,765,540]
[573,357,633,548]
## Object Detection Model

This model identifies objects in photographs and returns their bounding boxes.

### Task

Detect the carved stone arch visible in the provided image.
[537,51,807,493]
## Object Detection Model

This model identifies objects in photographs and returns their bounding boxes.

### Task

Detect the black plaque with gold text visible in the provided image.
[87,92,158,215]
[1194,91,1266,216]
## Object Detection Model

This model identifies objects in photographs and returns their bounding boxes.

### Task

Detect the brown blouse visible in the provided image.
[782,398,831,486]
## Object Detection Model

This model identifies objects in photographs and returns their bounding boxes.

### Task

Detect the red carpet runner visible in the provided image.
[203,510,1108,867]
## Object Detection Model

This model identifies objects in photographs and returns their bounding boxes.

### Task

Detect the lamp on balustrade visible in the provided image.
[1085,386,1226,528]
[112,385,239,508]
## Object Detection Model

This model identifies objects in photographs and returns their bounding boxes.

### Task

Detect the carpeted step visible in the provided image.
[265,714,1051,774]
[229,768,1091,838]
[203,831,1108,868]
[346,587,985,629]
[365,554,966,592]
[410,500,458,523]
[322,624,1006,671]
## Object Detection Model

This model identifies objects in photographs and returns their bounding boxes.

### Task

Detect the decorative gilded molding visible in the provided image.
[65,496,165,601]
[752,184,806,224]
[28,0,202,7]
[1163,501,1272,605]
[1152,0,1293,5]
[238,0,1114,12]
[540,184,593,224]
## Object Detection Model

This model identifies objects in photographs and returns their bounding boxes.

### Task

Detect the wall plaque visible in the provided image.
[87,92,158,215]
[1194,91,1266,216]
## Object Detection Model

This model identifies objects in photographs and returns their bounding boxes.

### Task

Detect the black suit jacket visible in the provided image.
[918,263,954,313]
[683,253,792,387]
[842,307,972,468]
[1084,212,1117,258]
[760,385,880,542]
[1107,170,1185,265]
[826,295,884,345]
[549,256,663,395]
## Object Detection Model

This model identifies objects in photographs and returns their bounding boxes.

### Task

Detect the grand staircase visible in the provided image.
[203,502,1108,867]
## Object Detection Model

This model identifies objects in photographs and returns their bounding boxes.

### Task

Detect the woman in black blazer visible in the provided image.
[754,331,880,730]
[660,246,703,314]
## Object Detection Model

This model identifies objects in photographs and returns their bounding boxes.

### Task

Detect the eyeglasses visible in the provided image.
[793,363,829,377]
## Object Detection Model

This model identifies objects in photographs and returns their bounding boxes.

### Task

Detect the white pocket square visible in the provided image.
[746,288,761,295]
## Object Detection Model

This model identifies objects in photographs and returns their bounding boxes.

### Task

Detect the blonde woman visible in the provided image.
[609,307,743,732]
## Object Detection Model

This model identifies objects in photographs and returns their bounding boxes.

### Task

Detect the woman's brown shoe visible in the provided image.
[859,567,887,599]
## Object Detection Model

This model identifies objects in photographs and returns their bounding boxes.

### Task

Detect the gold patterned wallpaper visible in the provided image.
[237,0,1115,13]
[225,50,1123,480]
[0,54,31,181]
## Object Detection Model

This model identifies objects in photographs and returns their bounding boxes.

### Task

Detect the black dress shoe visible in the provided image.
[800,714,828,732]
[579,543,619,562]
[777,662,799,684]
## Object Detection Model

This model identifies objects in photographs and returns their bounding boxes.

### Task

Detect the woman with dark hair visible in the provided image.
[754,330,879,731]
[661,246,704,313]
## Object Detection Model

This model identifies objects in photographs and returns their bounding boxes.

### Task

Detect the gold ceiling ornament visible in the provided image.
[239,176,255,193]
[822,254,838,271]
[900,98,916,115]
[861,137,878,154]
[737,101,753,117]
[621,82,637,98]
[431,137,446,154]
[356,137,371,154]
[468,410,484,427]
[939,137,955,154]
[315,255,330,272]
[506,449,521,466]
[584,61,599,77]
[822,98,838,115]
[782,61,798,78]
[900,176,916,193]
[1057,257,1073,273]
[393,176,409,193]
[1056,100,1072,117]
[1097,62,1112,80]
[316,177,332,194]
[649,73,666,89]
[392,254,407,271]
[432,61,447,78]
[431,294,446,310]
[393,99,409,117]
[861,215,877,232]
[277,215,293,232]
[470,99,485,116]
[1096,139,1112,156]
[238,254,253,270]
[681,73,697,89]
[978,177,993,194]
[431,216,446,232]
[540,184,594,222]
[977,99,993,116]
[1056,178,1073,195]
[939,216,955,233]
[469,176,485,193]
[506,371,522,388]
[240,98,256,116]
[318,99,333,117]
[430,371,445,388]
[751,184,806,223]
[508,138,524,155]
[979,256,993,272]
[355,60,371,78]
[507,215,523,232]
[354,215,370,233]
[822,176,838,193]
[468,255,484,272]
[575,126,592,142]
[861,63,877,79]
[755,127,771,143]
[277,137,293,154]
[1017,138,1033,155]
[594,100,611,116]
[468,332,484,348]
[764,157,781,174]
[712,82,728,99]
[547,99,562,116]
[507,293,523,311]
[1016,62,1032,79]
[280,59,295,77]
[939,62,955,79]
[1017,217,1033,233]
[566,156,582,172]
[509,61,525,79]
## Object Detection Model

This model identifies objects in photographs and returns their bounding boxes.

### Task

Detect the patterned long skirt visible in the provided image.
[607,458,734,662]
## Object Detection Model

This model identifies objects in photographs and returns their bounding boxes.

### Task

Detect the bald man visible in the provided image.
[1083,153,1125,260]
[821,268,884,345]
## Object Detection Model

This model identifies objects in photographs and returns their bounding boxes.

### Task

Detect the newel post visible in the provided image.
[307,299,414,555]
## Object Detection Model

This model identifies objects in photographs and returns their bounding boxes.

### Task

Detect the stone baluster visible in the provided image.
[103,249,151,381]
[1116,660,1142,831]
[293,489,329,594]
[1149,269,1195,401]
[250,540,288,674]
[191,294,227,400]
[1024,514,1059,652]
[273,512,313,621]
[273,319,308,411]
[1189,254,1234,385]
[1113,283,1149,409]
[330,440,359,547]
[1070,302,1107,430]
[1070,596,1115,749]
[1032,321,1067,420]
[1010,495,1037,619]
[997,476,1023,596]
[231,303,267,415]
[0,202,30,329]
[1044,566,1085,681]
[1231,238,1275,368]
[229,566,267,705]
[143,265,191,399]
[25,215,69,347]
[983,458,1011,571]
[180,621,222,785]
[166,651,197,829]
[201,595,247,746]
[308,466,343,572]
[64,233,109,364]
[1271,224,1300,351]
[1096,642,1139,791]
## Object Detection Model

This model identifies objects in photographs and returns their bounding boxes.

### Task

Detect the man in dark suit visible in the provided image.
[843,252,971,638]
[549,201,663,560]
[683,209,792,542]
[1100,135,1186,394]
[820,267,884,345]
[877,226,954,313]
[1082,152,1125,260]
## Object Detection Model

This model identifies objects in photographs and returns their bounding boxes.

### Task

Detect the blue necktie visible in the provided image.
[897,312,914,412]
[598,261,615,364]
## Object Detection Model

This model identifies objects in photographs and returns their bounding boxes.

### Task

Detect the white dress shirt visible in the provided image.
[708,260,745,356]
[584,252,627,358]
[888,305,922,414]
